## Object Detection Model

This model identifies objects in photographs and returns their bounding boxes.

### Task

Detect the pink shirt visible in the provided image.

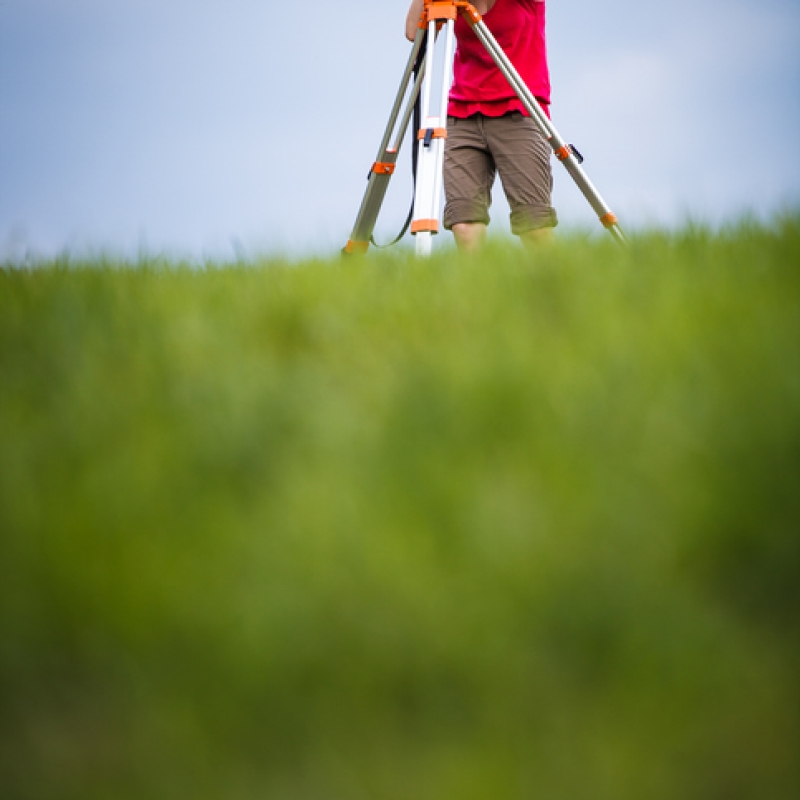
[448,0,551,118]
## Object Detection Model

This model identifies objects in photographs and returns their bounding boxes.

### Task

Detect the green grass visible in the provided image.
[1,219,799,799]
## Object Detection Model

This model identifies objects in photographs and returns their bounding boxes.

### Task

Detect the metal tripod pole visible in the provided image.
[459,4,626,244]
[343,29,427,255]
[410,7,457,257]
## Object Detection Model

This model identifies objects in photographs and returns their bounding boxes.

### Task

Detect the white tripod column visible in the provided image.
[412,18,456,258]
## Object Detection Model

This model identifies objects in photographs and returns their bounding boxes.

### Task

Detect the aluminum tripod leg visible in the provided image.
[344,29,427,255]
[410,17,457,257]
[463,9,626,244]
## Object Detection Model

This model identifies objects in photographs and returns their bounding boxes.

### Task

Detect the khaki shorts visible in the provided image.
[443,111,557,235]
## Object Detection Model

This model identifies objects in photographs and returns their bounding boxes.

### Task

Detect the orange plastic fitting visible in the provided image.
[420,1,481,27]
[457,2,482,25]
[344,240,370,254]
[428,2,458,21]
[600,213,619,228]
[372,162,396,175]
[411,219,440,235]
[417,127,448,141]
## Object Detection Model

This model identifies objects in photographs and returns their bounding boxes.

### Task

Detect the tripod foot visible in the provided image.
[343,240,370,256]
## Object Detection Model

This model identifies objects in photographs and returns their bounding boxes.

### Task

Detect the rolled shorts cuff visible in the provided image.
[510,206,558,236]
[443,200,491,231]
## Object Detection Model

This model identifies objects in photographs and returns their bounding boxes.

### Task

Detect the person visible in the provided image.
[405,0,557,252]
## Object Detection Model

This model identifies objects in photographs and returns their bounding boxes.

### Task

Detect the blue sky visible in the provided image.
[1,0,798,260]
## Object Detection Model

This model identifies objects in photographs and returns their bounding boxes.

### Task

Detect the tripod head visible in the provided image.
[417,1,482,28]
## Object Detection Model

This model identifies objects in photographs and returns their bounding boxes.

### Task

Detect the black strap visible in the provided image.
[370,34,425,249]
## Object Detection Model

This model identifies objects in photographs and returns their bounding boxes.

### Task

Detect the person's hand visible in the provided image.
[406,0,425,41]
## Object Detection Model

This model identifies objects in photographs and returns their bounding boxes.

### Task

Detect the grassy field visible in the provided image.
[1,219,799,799]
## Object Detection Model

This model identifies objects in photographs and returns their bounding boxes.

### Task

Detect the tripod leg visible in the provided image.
[411,17,457,257]
[344,29,427,255]
[466,12,626,245]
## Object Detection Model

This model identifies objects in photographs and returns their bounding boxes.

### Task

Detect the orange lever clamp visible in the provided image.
[417,127,448,142]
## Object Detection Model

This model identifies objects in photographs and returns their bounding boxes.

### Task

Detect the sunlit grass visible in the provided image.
[1,219,798,799]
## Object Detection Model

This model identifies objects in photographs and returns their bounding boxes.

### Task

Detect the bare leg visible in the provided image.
[520,227,555,249]
[452,222,488,254]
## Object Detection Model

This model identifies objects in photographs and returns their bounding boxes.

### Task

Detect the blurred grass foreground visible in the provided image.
[1,219,799,800]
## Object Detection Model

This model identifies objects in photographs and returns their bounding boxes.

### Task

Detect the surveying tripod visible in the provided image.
[344,0,626,257]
